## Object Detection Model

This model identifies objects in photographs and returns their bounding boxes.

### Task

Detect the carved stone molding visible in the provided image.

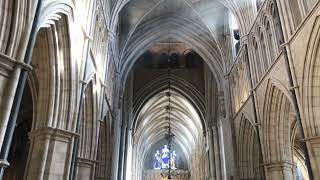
[0,53,32,77]
[29,127,79,143]
[77,157,97,168]
[264,161,295,170]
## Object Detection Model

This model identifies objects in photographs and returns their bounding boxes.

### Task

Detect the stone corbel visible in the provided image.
[80,80,88,85]
[254,123,261,127]
[240,33,250,45]
[289,85,299,90]
[280,42,290,50]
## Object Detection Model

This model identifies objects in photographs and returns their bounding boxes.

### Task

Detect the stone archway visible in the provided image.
[262,80,297,180]
[236,114,264,180]
[3,82,33,179]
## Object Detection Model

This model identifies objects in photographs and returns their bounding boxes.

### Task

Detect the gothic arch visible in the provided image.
[76,79,100,179]
[131,75,206,134]
[302,16,320,138]
[130,86,205,180]
[95,112,113,179]
[22,9,80,179]
[262,79,296,179]
[0,0,36,59]
[120,32,223,102]
[236,114,263,180]
[3,81,34,179]
[38,1,75,30]
[31,13,77,131]
[30,0,82,132]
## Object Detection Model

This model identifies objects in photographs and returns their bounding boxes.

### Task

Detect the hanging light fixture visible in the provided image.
[160,39,177,180]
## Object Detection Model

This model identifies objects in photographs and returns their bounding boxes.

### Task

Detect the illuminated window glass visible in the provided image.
[153,145,177,170]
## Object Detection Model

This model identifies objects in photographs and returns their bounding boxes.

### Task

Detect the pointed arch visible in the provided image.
[32,13,77,131]
[302,16,320,138]
[261,79,296,179]
[236,114,263,180]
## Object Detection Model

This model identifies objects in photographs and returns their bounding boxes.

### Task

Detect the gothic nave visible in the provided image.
[0,0,319,180]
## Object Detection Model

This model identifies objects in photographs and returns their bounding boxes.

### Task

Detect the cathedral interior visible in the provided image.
[0,0,320,180]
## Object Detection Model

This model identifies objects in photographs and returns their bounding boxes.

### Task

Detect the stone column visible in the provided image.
[24,127,78,180]
[75,158,96,180]
[212,125,222,180]
[265,162,295,180]
[306,136,320,178]
[0,54,29,152]
[207,127,216,180]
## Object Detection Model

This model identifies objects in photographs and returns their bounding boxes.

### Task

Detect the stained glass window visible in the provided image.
[153,145,177,170]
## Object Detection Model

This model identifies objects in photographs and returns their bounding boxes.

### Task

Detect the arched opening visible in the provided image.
[259,32,269,70]
[292,125,309,180]
[95,112,113,179]
[21,13,76,179]
[301,20,320,178]
[130,89,204,180]
[253,39,263,80]
[262,82,297,179]
[120,40,223,180]
[270,3,284,49]
[75,81,98,180]
[265,21,276,61]
[236,115,263,180]
[288,0,303,29]
[3,82,33,179]
[230,12,240,59]
[256,0,265,11]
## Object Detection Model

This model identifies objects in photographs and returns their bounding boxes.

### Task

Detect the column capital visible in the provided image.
[29,127,79,142]
[240,34,250,44]
[264,161,295,170]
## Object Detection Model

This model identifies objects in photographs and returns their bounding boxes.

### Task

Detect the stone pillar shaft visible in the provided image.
[212,125,222,180]
[208,127,216,180]
[306,136,320,178]
[75,158,96,180]
[0,54,25,151]
[265,162,295,180]
[25,127,78,180]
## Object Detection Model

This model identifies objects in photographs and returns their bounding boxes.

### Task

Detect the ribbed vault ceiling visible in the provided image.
[134,89,203,165]
[118,0,228,78]
[117,0,258,62]
[117,0,260,86]
[113,0,256,36]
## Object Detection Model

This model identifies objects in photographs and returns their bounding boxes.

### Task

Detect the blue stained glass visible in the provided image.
[153,145,177,170]
[153,150,161,169]
[162,145,170,169]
